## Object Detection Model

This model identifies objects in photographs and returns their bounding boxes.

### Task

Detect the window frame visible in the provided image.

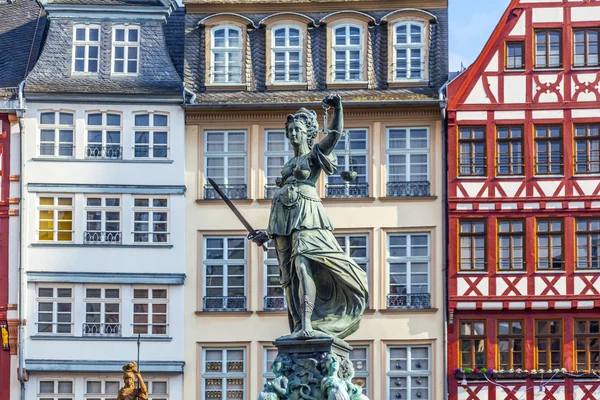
[202,347,246,399]
[459,220,487,271]
[269,24,304,84]
[38,379,75,400]
[387,344,432,400]
[574,319,600,371]
[497,320,525,370]
[576,218,600,270]
[536,218,564,270]
[535,29,563,69]
[505,41,525,70]
[263,129,293,198]
[83,286,121,337]
[335,233,369,275]
[133,112,170,159]
[535,320,562,370]
[573,28,599,68]
[458,126,486,176]
[326,128,369,198]
[497,219,525,271]
[262,346,278,384]
[38,195,74,243]
[203,236,247,311]
[112,25,140,75]
[72,24,100,74]
[132,196,170,244]
[349,344,370,398]
[535,125,563,175]
[392,20,426,81]
[496,125,524,176]
[204,130,248,198]
[39,111,75,158]
[36,286,74,336]
[210,25,243,84]
[459,320,487,369]
[331,23,363,82]
[85,111,123,159]
[84,379,121,400]
[263,240,285,311]
[387,232,430,298]
[132,287,169,336]
[386,127,430,187]
[574,123,600,174]
[84,196,122,245]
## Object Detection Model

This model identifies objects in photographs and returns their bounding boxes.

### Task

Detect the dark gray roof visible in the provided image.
[165,6,185,79]
[0,0,47,95]
[46,0,164,6]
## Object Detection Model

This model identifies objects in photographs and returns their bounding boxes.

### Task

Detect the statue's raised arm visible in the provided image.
[316,94,344,155]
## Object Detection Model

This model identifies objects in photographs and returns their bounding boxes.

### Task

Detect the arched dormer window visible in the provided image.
[332,24,363,81]
[393,21,425,81]
[271,24,303,83]
[211,26,242,84]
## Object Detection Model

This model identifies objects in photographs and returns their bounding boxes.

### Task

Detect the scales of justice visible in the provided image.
[209,94,370,400]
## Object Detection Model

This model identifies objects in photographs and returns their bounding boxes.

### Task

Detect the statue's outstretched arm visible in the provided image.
[318,94,343,155]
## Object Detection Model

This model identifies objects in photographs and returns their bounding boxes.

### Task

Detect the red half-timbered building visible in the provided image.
[447,0,600,399]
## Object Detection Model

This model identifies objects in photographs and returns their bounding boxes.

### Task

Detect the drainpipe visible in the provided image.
[438,80,449,400]
[16,79,26,400]
[183,86,196,105]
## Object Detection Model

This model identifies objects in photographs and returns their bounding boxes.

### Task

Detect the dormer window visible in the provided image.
[211,26,242,84]
[73,25,100,73]
[332,24,362,81]
[271,25,303,83]
[112,26,140,74]
[393,21,425,80]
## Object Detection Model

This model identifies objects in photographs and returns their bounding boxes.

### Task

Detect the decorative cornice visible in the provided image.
[25,359,185,373]
[27,183,186,195]
[26,271,186,285]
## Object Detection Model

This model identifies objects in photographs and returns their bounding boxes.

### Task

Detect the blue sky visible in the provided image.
[449,0,512,71]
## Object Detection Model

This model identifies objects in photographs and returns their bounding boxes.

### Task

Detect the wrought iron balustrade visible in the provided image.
[204,184,247,200]
[264,296,287,311]
[203,296,247,311]
[386,181,430,197]
[84,231,122,244]
[82,323,122,337]
[387,293,431,309]
[325,183,369,198]
[85,145,123,159]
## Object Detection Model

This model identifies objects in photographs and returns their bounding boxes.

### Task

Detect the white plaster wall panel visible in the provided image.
[478,203,495,210]
[537,180,561,197]
[546,201,562,209]
[534,276,566,296]
[504,75,527,103]
[494,110,525,120]
[574,384,600,400]
[535,74,563,103]
[578,300,595,309]
[457,203,473,210]
[569,201,585,209]
[487,76,498,101]
[461,182,484,198]
[496,276,527,296]
[484,51,499,72]
[456,302,477,310]
[534,385,565,400]
[572,6,600,22]
[524,203,541,209]
[456,111,488,121]
[576,180,599,196]
[498,181,523,198]
[465,77,492,104]
[509,11,526,36]
[532,109,563,119]
[457,277,489,296]
[458,386,488,400]
[575,90,598,102]
[573,108,600,118]
[555,301,572,309]
[501,203,517,210]
[592,201,600,208]
[481,302,502,310]
[497,385,526,400]
[574,276,599,295]
[509,301,526,309]
[572,74,599,102]
[532,7,564,23]
[532,301,549,309]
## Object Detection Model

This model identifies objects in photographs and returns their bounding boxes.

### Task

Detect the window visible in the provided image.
[263,346,278,383]
[497,126,524,175]
[211,26,242,83]
[535,30,562,68]
[497,220,525,271]
[535,125,563,175]
[576,218,600,269]
[73,25,99,73]
[86,112,122,159]
[39,380,74,400]
[37,287,73,334]
[574,29,599,67]
[388,345,431,400]
[506,41,524,69]
[38,196,73,242]
[350,346,369,398]
[264,241,285,311]
[204,237,246,311]
[83,287,120,336]
[335,234,369,273]
[204,131,247,200]
[332,24,362,81]
[85,380,120,400]
[134,113,169,159]
[203,348,245,400]
[113,26,140,74]
[133,197,169,244]
[459,321,486,369]
[133,288,168,335]
[271,25,302,83]
[575,319,600,371]
[327,129,368,198]
[458,126,486,176]
[535,320,562,370]
[147,380,169,400]
[386,127,430,197]
[387,233,430,309]
[536,219,563,270]
[85,197,121,244]
[574,124,600,174]
[459,220,486,271]
[498,320,524,370]
[39,111,74,157]
[393,22,424,80]
[264,130,293,199]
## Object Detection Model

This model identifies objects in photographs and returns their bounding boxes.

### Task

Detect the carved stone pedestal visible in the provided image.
[258,337,369,400]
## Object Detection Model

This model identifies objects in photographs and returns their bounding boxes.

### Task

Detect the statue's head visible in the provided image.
[285,108,319,148]
[122,362,137,388]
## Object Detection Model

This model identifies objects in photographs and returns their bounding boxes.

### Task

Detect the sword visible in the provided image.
[207,178,268,251]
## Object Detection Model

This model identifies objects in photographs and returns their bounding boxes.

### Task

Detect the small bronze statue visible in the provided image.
[258,354,291,399]
[118,362,148,400]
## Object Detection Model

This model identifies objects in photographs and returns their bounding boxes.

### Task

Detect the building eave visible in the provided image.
[24,92,183,105]
[184,99,442,110]
[43,4,173,21]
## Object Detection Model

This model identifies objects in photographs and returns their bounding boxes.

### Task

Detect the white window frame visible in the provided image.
[84,379,121,400]
[85,112,123,159]
[84,196,122,244]
[393,21,425,81]
[83,286,121,336]
[264,129,293,193]
[133,112,170,159]
[112,25,140,75]
[386,127,430,183]
[387,233,430,296]
[38,195,74,243]
[73,24,100,73]
[271,24,303,83]
[349,345,369,398]
[38,379,75,400]
[263,346,278,384]
[132,196,169,244]
[36,286,74,335]
[326,128,369,197]
[132,287,168,336]
[264,240,286,310]
[204,130,247,187]
[147,379,170,400]
[387,345,432,400]
[204,236,247,311]
[39,111,75,158]
[210,26,242,84]
[335,233,369,275]
[202,348,246,399]
[332,23,363,81]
